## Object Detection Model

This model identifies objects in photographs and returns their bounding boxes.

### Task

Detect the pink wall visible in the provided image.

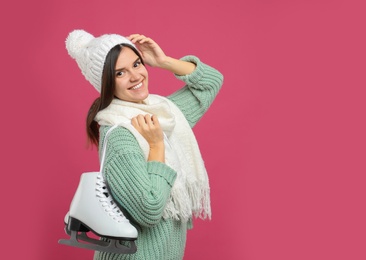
[2,0,365,259]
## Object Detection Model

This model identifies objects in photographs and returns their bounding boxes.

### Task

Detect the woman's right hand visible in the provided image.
[128,34,196,76]
[131,114,165,162]
[127,34,167,68]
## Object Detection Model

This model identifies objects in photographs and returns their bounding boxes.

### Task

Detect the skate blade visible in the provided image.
[59,230,137,254]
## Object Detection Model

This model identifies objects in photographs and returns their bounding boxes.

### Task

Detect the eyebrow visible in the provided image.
[115,57,141,72]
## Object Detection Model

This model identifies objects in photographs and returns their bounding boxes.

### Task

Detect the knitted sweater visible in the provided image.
[94,56,223,260]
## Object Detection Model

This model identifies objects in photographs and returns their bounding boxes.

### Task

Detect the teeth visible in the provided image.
[131,82,142,90]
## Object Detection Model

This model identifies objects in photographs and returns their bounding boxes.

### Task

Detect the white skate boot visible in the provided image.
[59,125,137,254]
[59,172,137,254]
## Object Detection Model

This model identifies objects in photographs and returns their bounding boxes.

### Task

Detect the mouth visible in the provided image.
[129,82,143,90]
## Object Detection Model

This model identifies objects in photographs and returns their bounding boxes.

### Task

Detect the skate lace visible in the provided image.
[95,174,127,223]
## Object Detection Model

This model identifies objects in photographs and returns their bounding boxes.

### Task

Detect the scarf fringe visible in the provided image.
[163,176,211,222]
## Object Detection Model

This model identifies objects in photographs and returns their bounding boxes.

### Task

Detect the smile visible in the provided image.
[130,82,143,90]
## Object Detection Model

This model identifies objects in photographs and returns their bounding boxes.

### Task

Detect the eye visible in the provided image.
[133,60,142,68]
[116,71,125,77]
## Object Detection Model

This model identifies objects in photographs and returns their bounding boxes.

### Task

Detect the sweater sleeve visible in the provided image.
[167,55,224,127]
[99,126,177,228]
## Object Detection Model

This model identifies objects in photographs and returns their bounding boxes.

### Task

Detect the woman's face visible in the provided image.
[114,47,149,103]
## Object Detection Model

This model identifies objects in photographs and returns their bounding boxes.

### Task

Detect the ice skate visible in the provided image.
[59,172,137,254]
[59,125,137,254]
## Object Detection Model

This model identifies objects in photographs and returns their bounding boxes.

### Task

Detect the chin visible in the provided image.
[132,94,149,104]
[140,92,149,101]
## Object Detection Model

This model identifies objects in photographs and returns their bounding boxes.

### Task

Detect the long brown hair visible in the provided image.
[86,44,144,147]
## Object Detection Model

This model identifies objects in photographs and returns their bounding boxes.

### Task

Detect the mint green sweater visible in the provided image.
[94,56,223,260]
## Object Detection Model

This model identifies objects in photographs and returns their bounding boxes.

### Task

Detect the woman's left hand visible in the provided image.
[127,34,167,67]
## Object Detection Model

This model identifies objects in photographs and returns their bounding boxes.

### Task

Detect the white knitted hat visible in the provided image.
[65,29,136,93]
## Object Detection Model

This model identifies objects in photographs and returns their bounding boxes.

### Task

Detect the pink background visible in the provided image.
[2,0,365,259]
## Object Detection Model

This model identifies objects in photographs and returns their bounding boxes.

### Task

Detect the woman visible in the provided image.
[66,30,223,260]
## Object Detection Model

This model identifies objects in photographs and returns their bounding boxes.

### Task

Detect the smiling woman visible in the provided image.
[114,47,149,103]
[85,43,149,146]
[63,29,223,260]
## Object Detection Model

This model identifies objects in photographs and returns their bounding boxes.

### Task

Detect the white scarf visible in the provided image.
[95,95,211,222]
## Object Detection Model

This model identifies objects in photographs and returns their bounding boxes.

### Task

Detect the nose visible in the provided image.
[129,70,140,82]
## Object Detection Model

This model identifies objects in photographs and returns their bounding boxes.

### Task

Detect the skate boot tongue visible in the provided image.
[96,174,127,223]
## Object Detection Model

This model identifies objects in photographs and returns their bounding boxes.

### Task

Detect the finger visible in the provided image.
[129,34,146,43]
[144,114,151,120]
[127,34,141,42]
[138,37,152,44]
[134,35,154,46]
[131,117,139,128]
[129,34,144,38]
[151,115,160,127]
[128,34,140,38]
[146,115,159,128]
[136,114,147,125]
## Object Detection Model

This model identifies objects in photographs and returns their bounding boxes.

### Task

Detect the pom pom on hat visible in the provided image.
[65,29,136,93]
[65,30,94,59]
